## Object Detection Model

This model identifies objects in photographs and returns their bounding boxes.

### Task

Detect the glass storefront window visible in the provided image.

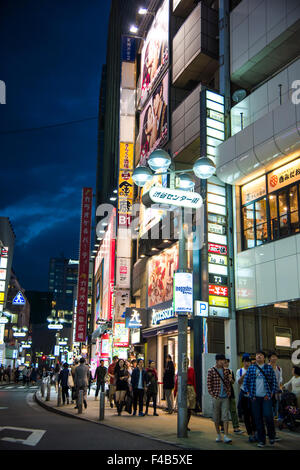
[241,179,300,250]
[290,185,299,233]
[255,198,267,245]
[278,189,289,237]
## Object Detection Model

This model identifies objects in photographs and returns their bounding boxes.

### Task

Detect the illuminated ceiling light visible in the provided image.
[151,247,159,251]
[193,156,216,179]
[101,222,108,226]
[92,250,97,253]
[138,7,147,14]
[163,240,169,243]
[178,174,195,190]
[130,24,139,34]
[113,190,118,194]
[109,197,117,202]
[95,244,99,247]
[132,166,153,187]
[148,149,171,172]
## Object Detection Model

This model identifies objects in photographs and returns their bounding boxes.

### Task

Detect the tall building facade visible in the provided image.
[216,0,300,382]
[91,0,300,412]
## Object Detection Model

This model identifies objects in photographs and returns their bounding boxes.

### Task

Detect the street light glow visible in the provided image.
[130,25,138,34]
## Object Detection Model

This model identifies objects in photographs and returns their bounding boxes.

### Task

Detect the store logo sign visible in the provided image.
[125,308,147,329]
[151,307,175,326]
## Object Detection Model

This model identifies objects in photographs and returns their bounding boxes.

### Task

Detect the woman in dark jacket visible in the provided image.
[145,360,159,416]
[114,359,129,415]
[163,354,175,414]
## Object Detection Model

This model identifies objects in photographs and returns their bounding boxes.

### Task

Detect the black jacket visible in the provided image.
[163,361,175,389]
[131,368,147,389]
[94,366,107,382]
[58,368,69,387]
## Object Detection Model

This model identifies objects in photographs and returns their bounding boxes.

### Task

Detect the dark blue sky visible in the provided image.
[0,0,110,291]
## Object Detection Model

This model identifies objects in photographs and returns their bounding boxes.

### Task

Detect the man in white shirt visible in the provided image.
[236,353,256,442]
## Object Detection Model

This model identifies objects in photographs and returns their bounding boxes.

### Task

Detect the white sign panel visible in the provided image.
[174,272,193,314]
[116,258,131,289]
[194,301,209,317]
[209,306,229,318]
[143,187,203,209]
[54,345,60,356]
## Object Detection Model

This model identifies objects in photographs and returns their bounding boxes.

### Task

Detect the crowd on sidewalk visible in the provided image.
[38,350,300,447]
[0,364,38,385]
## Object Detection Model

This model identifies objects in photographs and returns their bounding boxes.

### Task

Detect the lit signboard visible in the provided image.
[173,272,193,314]
[209,295,229,308]
[142,187,203,209]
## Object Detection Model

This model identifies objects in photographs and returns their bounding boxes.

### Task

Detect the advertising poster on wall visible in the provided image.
[139,72,168,166]
[94,209,116,321]
[140,0,169,106]
[147,243,179,308]
[113,322,130,348]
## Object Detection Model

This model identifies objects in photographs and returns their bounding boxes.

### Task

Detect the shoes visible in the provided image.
[83,400,87,409]
[257,442,266,448]
[224,436,232,444]
[269,440,275,446]
[153,413,159,416]
[216,435,222,442]
[67,400,69,405]
[187,427,191,431]
[138,412,145,416]
[248,436,256,443]
[110,403,113,408]
[274,436,281,442]
[74,406,78,409]
[234,429,244,434]
[132,411,136,416]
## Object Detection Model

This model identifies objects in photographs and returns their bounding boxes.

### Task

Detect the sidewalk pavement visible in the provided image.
[35,387,300,450]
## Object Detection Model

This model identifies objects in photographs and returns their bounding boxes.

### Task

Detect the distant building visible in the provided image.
[0,217,16,314]
[48,257,78,323]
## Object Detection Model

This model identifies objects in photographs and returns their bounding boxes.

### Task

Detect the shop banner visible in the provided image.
[75,187,92,343]
[267,157,300,192]
[173,272,193,314]
[147,244,178,307]
[113,322,130,347]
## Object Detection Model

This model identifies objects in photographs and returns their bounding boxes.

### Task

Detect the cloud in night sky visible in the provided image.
[0,0,110,290]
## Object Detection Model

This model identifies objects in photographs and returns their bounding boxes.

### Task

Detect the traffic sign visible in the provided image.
[12,291,26,305]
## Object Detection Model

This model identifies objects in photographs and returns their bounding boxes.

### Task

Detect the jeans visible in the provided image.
[61,386,69,404]
[133,388,144,414]
[238,391,256,436]
[95,381,105,397]
[251,397,275,444]
[146,392,157,414]
[164,389,174,412]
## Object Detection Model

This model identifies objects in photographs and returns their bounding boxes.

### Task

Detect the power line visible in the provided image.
[0,116,98,135]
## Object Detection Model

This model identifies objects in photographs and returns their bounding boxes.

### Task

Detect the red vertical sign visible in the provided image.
[75,188,92,343]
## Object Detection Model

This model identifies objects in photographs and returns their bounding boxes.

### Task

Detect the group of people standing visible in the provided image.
[93,354,197,430]
[0,364,38,385]
[207,350,300,447]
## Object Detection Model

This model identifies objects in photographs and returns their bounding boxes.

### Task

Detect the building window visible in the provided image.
[241,181,300,250]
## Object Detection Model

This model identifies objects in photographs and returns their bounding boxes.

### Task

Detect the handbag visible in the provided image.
[68,372,74,388]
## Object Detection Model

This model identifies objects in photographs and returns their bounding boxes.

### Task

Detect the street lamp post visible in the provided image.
[132,149,215,438]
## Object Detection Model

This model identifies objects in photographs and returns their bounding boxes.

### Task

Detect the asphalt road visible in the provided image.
[0,385,177,450]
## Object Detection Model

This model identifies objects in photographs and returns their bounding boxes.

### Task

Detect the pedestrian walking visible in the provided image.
[236,353,256,442]
[131,358,147,416]
[6,365,12,383]
[74,357,90,409]
[174,358,197,431]
[243,350,278,448]
[223,358,243,434]
[114,359,129,416]
[71,359,79,404]
[30,367,38,385]
[207,353,232,444]
[0,365,3,382]
[87,364,93,395]
[163,354,175,414]
[54,363,60,391]
[268,352,283,416]
[58,363,70,405]
[145,360,159,416]
[283,366,300,408]
[94,360,107,400]
[107,356,118,408]
[14,367,20,384]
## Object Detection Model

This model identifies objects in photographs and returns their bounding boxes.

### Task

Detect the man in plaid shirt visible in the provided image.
[243,350,278,447]
[207,354,232,443]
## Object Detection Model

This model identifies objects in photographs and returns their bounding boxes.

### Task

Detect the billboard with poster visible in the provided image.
[147,243,179,307]
[139,72,168,166]
[140,0,169,106]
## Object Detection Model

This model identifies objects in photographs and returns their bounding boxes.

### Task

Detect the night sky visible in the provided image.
[0,0,110,291]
